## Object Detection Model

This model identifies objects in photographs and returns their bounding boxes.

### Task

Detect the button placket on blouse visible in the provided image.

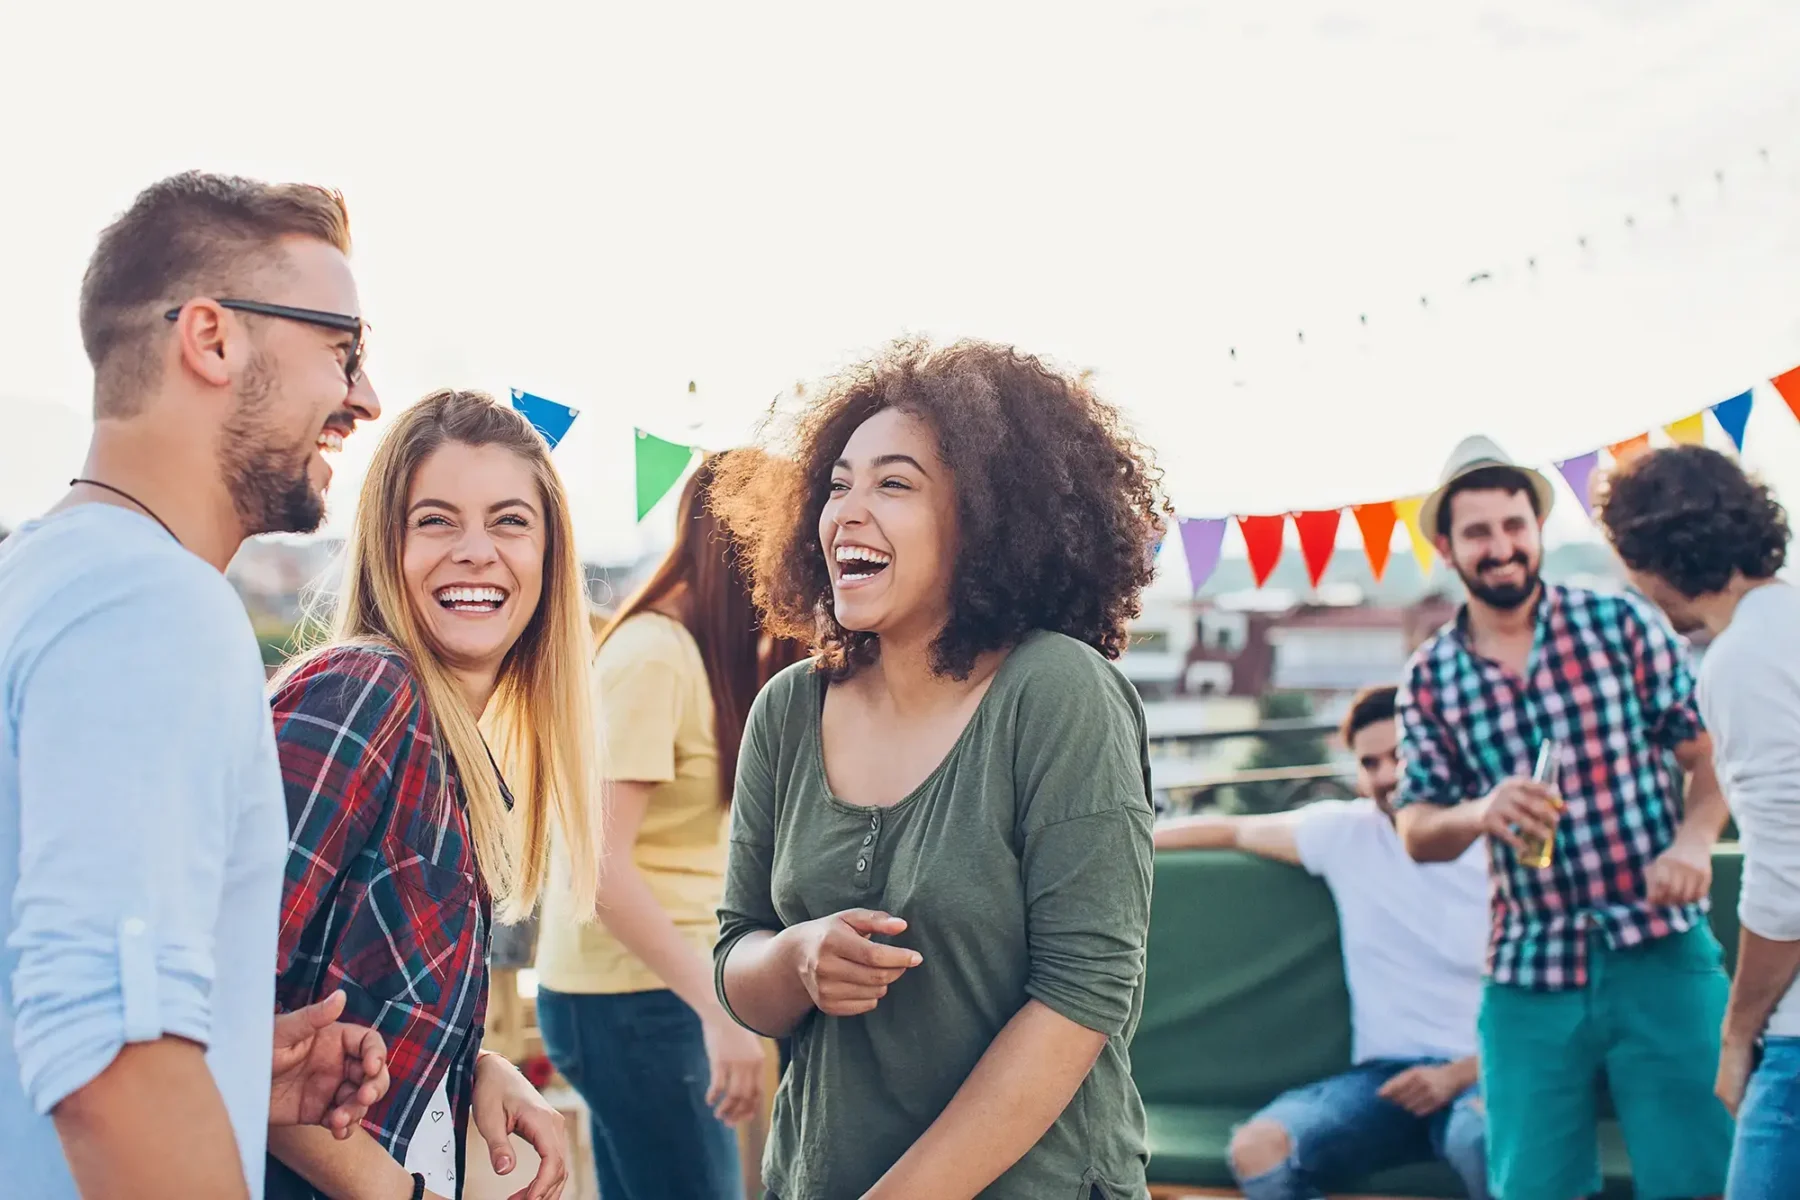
[855,811,880,884]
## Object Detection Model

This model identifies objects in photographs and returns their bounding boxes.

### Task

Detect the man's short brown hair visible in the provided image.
[79,171,351,417]
[1341,684,1398,746]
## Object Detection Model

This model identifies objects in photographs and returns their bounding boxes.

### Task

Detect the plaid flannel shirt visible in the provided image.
[1394,584,1706,991]
[268,644,493,1195]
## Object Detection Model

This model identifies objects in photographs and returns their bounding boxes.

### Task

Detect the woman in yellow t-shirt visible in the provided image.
[535,454,804,1199]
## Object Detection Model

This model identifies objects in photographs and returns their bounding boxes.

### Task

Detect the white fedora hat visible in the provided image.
[1416,435,1556,543]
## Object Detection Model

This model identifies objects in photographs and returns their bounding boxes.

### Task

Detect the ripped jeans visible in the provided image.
[1234,1058,1488,1200]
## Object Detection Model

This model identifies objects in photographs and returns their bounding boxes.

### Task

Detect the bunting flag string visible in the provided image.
[1216,145,1784,386]
[1166,362,1800,594]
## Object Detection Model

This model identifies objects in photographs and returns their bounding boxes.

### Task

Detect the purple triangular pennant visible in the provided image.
[1556,451,1600,519]
[1178,517,1227,594]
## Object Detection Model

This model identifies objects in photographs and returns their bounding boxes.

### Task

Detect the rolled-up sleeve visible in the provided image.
[714,687,784,1026]
[1021,807,1152,1036]
[10,579,249,1114]
[1394,661,1468,810]
[1707,647,1800,943]
[1014,659,1154,1038]
[1621,594,1704,750]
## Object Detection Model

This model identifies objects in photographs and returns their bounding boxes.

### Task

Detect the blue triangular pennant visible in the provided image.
[510,389,578,450]
[1711,389,1753,452]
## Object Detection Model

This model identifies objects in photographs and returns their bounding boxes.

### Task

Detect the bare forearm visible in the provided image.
[597,860,730,1021]
[1676,765,1732,848]
[1448,1055,1480,1092]
[865,1000,1107,1199]
[1397,802,1485,862]
[1151,815,1239,851]
[719,928,815,1038]
[1724,927,1800,1045]
[268,1125,415,1200]
[53,1037,249,1200]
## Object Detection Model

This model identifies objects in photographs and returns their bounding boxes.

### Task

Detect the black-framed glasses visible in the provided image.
[164,298,369,386]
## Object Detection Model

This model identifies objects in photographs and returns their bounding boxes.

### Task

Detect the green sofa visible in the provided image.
[1133,845,1745,1197]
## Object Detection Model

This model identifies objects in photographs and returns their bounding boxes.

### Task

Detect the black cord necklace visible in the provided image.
[68,478,181,545]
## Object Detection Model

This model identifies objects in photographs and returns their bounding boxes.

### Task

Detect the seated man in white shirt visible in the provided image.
[1154,685,1491,1200]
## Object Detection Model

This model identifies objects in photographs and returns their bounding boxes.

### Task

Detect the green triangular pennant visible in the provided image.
[635,428,698,520]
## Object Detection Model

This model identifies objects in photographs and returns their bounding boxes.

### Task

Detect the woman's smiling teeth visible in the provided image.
[835,545,891,581]
[436,585,508,613]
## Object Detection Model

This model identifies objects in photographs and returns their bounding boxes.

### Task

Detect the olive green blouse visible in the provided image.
[715,631,1154,1199]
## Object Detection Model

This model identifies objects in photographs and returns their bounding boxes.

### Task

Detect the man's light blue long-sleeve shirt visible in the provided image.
[0,504,286,1197]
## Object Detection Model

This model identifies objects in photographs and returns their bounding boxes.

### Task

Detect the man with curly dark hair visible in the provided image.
[1599,443,1800,1195]
[706,338,1167,1200]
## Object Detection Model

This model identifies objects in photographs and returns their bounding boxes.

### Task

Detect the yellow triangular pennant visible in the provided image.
[1664,412,1706,446]
[1393,495,1435,569]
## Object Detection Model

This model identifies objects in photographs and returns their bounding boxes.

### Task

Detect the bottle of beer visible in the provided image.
[1519,738,1561,869]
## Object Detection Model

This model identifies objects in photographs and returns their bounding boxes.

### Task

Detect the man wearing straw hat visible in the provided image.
[1392,435,1735,1199]
[1598,444,1800,1197]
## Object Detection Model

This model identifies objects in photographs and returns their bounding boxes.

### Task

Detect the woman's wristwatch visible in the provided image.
[409,1172,426,1200]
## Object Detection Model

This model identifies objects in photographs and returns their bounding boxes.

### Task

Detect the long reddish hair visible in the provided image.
[598,452,807,804]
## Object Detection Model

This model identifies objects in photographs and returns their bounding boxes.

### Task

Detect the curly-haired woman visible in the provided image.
[1599,443,1800,1199]
[708,338,1168,1200]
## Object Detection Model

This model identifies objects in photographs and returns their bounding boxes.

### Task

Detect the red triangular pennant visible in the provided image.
[1773,366,1800,424]
[1294,509,1342,588]
[1351,502,1397,582]
[1237,515,1286,588]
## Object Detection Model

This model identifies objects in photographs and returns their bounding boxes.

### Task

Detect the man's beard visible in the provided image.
[219,354,326,537]
[1459,550,1541,611]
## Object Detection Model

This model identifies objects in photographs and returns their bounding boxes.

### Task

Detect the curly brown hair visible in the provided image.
[1597,443,1789,597]
[709,338,1171,680]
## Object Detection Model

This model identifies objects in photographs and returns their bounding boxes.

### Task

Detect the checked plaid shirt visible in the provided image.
[267,643,494,1197]
[1394,583,1706,991]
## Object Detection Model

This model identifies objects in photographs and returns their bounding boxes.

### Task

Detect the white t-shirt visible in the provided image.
[404,1073,458,1195]
[1698,581,1800,1038]
[1293,799,1489,1064]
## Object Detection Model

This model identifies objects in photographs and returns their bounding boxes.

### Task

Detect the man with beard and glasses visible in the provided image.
[0,172,384,1200]
[1391,436,1736,1200]
[1598,445,1800,1198]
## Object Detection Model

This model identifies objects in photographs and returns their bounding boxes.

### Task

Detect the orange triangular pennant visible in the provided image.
[1351,502,1397,582]
[1773,366,1800,424]
[1608,434,1650,465]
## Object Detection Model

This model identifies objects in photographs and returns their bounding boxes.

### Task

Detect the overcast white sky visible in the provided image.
[4,0,1800,574]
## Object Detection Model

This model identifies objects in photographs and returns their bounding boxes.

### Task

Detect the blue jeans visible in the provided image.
[1726,1035,1800,1200]
[1235,1059,1489,1200]
[536,987,743,1200]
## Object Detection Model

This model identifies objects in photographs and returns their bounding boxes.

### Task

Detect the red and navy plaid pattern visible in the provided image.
[269,644,492,1190]
[1394,584,1706,991]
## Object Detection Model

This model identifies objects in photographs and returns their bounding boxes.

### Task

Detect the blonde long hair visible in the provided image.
[283,389,600,923]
